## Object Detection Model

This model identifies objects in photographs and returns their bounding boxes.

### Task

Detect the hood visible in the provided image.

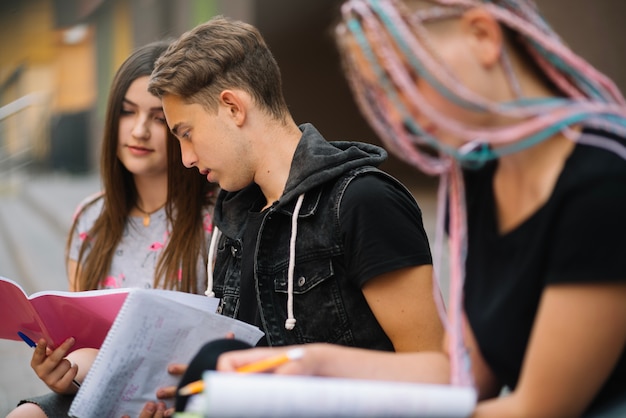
[279,123,387,207]
[207,123,387,331]
[214,123,387,236]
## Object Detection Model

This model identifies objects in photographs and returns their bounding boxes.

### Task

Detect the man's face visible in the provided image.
[162,93,255,191]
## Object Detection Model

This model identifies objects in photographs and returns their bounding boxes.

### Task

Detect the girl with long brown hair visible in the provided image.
[68,39,215,294]
[9,40,217,418]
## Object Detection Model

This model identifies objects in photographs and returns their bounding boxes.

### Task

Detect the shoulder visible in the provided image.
[339,170,426,225]
[547,131,626,272]
[337,166,414,198]
[72,191,105,223]
[342,171,414,202]
[556,129,626,200]
[545,146,626,283]
[571,128,625,170]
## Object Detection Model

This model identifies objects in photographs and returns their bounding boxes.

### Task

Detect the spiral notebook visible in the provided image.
[68,289,264,418]
[184,371,476,417]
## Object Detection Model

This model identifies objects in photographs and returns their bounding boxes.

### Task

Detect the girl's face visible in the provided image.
[343,5,509,152]
[399,17,503,149]
[116,76,168,179]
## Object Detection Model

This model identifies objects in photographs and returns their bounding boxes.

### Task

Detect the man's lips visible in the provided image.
[200,169,214,182]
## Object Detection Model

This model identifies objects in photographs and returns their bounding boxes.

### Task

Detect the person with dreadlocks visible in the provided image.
[217,1,626,416]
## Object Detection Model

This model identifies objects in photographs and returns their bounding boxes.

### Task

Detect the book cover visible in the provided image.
[0,276,129,352]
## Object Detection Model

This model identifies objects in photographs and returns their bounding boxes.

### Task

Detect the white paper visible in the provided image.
[191,371,476,417]
[68,289,264,418]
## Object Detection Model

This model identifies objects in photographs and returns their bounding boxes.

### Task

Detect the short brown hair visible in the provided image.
[149,16,289,121]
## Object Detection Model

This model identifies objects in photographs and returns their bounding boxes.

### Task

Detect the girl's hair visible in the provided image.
[335,0,626,387]
[67,40,217,293]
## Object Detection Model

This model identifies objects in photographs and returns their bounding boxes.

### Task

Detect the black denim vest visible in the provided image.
[213,166,407,350]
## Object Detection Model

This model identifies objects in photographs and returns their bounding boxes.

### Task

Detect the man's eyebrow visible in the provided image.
[171,122,183,137]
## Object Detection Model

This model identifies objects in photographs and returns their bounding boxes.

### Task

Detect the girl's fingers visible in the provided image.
[30,339,49,366]
[46,337,76,364]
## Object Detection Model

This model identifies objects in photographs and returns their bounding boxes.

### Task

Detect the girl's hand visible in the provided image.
[30,337,79,394]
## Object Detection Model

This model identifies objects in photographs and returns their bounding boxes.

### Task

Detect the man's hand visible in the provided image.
[121,363,188,417]
[126,401,167,418]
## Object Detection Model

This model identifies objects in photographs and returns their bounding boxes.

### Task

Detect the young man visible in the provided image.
[148,16,442,352]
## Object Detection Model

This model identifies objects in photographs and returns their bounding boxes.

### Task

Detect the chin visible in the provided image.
[219,180,251,193]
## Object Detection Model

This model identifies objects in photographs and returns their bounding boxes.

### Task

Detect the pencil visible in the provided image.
[236,347,304,374]
[177,347,305,396]
[178,379,205,396]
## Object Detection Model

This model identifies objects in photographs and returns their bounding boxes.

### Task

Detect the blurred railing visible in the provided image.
[0,92,49,191]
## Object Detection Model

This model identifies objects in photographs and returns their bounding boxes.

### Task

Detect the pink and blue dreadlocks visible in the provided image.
[336,0,626,387]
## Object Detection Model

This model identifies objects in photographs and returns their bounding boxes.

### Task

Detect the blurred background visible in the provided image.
[2,0,626,184]
[0,0,625,414]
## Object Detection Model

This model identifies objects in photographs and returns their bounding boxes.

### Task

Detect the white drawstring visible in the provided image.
[207,194,304,331]
[205,226,221,297]
[285,193,305,330]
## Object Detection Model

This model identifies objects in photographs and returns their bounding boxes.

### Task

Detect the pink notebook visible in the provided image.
[0,277,129,353]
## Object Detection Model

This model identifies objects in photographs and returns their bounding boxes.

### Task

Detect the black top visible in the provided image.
[237,173,432,328]
[463,128,626,411]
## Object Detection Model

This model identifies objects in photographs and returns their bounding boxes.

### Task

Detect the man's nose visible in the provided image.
[180,142,197,168]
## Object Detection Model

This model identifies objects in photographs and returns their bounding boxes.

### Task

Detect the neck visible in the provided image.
[496,128,578,175]
[252,119,302,209]
[492,129,576,234]
[133,172,168,212]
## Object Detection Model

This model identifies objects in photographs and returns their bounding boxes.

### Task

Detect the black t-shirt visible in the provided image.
[237,173,432,331]
[339,174,432,288]
[463,129,626,410]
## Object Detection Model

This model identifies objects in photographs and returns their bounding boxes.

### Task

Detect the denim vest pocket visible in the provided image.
[270,257,354,345]
[216,293,240,318]
[273,258,334,294]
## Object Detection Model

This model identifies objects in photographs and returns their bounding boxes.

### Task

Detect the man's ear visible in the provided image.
[219,90,246,126]
[461,7,504,68]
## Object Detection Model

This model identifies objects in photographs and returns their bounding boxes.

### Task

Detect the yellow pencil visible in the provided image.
[177,348,305,396]
[178,379,205,396]
[236,347,304,374]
